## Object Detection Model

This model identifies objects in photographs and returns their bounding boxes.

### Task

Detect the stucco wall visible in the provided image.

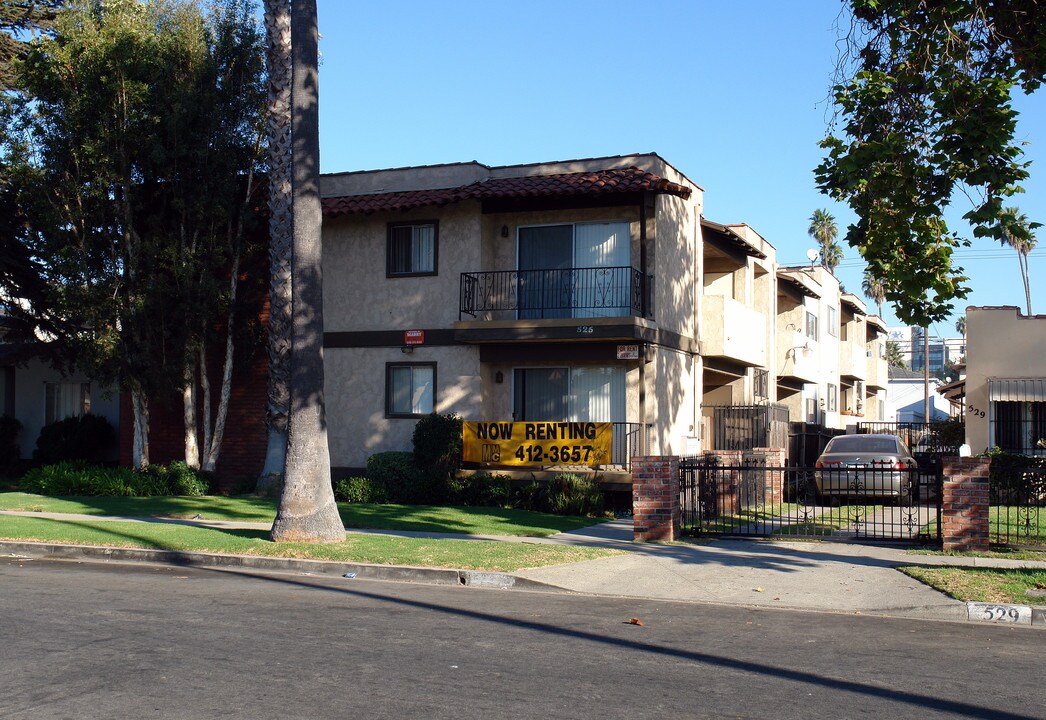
[654,192,700,338]
[323,202,482,331]
[650,345,699,455]
[965,306,1046,452]
[324,345,481,469]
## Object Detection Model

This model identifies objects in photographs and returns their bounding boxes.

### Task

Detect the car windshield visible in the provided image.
[826,436,899,454]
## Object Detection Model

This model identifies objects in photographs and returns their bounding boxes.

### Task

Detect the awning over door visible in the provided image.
[988,378,1046,402]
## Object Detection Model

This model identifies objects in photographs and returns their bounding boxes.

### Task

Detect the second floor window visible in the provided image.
[387,221,437,277]
[827,306,838,336]
[806,311,818,341]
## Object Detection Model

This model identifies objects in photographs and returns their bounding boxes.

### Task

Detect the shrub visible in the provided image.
[450,472,512,508]
[412,413,463,471]
[33,414,116,464]
[334,475,390,504]
[21,461,209,497]
[0,414,22,472]
[543,473,605,517]
[512,480,543,512]
[366,451,423,503]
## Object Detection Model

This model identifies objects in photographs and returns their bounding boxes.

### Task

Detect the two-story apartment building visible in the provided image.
[320,154,708,471]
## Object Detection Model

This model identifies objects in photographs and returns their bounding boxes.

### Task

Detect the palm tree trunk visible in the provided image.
[270,0,344,543]
[1020,251,1032,315]
[257,0,293,494]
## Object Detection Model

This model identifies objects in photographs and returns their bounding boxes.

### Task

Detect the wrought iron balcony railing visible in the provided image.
[459,266,650,321]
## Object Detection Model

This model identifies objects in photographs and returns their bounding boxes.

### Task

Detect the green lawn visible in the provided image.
[0,492,605,537]
[899,565,1046,606]
[989,506,1046,546]
[0,515,619,572]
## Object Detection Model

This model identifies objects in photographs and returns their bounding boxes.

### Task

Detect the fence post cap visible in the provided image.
[958,444,972,457]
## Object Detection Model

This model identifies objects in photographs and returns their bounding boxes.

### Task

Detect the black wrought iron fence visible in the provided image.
[459,266,649,320]
[989,458,1046,548]
[679,455,942,543]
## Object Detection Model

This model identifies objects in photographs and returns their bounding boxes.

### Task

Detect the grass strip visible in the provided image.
[899,565,1046,606]
[0,515,619,572]
[0,492,604,537]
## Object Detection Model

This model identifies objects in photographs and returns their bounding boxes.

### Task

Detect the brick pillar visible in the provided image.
[750,447,786,504]
[942,457,991,552]
[632,455,680,542]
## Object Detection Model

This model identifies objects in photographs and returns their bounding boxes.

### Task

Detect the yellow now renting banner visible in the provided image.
[462,421,613,467]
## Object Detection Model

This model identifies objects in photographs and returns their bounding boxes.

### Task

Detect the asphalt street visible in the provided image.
[1,557,1041,720]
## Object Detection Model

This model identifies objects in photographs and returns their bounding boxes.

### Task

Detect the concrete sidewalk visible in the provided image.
[3,510,1046,624]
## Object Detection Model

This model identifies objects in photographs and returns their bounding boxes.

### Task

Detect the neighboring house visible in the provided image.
[963,306,1046,456]
[0,313,120,460]
[885,365,951,423]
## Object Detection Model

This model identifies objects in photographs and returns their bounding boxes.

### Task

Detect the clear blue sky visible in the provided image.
[313,0,1046,340]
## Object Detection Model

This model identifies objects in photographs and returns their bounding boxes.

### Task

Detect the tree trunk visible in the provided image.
[199,341,213,458]
[182,360,200,469]
[257,0,293,494]
[202,251,241,473]
[270,0,344,543]
[131,387,150,470]
[1020,252,1032,316]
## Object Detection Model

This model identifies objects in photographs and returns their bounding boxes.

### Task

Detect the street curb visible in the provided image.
[966,601,1046,627]
[0,541,565,593]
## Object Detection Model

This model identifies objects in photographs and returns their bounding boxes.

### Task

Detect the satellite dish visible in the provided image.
[806,248,819,263]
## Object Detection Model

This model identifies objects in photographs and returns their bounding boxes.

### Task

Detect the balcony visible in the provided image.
[701,295,766,367]
[459,266,649,321]
[779,330,818,383]
[839,338,867,381]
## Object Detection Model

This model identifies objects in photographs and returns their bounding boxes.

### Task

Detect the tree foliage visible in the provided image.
[1,0,266,466]
[808,208,843,273]
[817,0,1046,326]
[886,340,907,369]
[0,0,62,90]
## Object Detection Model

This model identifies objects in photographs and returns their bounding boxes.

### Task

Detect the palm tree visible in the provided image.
[861,269,885,317]
[955,316,966,337]
[808,209,843,273]
[999,206,1037,315]
[270,0,345,544]
[257,0,293,495]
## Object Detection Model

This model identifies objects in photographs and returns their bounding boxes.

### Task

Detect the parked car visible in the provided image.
[814,434,917,502]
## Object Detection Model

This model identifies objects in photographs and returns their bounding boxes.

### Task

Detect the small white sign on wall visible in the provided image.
[617,344,639,360]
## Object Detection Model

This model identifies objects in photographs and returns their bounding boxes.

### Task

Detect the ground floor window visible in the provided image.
[992,401,1046,455]
[44,382,90,425]
[512,366,625,422]
[386,363,435,418]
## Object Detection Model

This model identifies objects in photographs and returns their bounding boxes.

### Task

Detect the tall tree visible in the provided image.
[885,340,907,369]
[861,269,885,318]
[256,0,292,494]
[270,0,343,543]
[808,209,842,273]
[999,206,1038,315]
[955,316,966,337]
[2,0,266,469]
[817,0,1046,326]
[0,0,62,90]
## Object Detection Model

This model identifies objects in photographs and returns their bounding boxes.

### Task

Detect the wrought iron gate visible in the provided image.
[680,455,943,544]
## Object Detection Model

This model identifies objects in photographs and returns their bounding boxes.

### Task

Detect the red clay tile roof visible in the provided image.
[322,166,692,216]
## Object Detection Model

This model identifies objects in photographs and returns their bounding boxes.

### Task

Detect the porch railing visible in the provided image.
[459,266,650,320]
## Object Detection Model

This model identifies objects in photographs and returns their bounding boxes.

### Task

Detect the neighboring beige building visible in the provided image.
[963,306,1046,455]
[773,267,888,431]
[318,153,887,472]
